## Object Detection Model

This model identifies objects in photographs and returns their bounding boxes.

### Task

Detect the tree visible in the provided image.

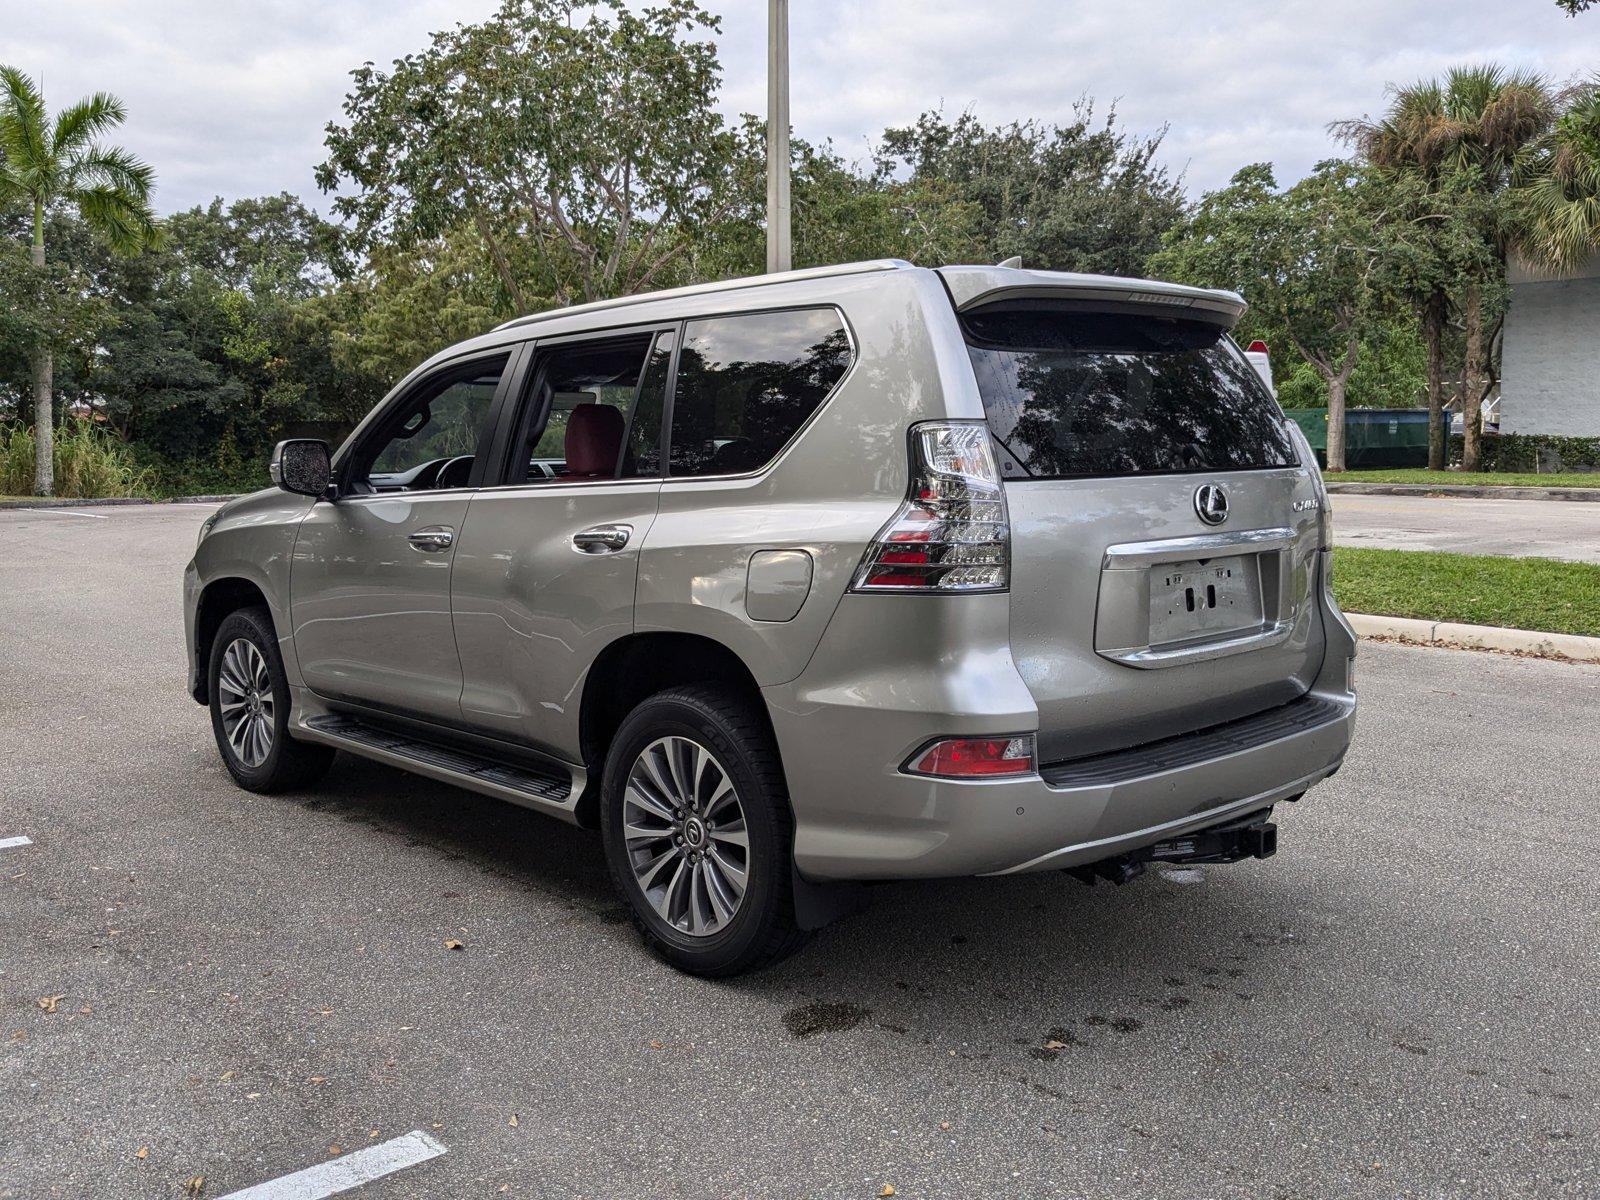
[1336,66,1554,470]
[1150,162,1397,471]
[1556,0,1593,13]
[0,66,157,494]
[318,0,738,310]
[1515,78,1600,273]
[876,104,1186,276]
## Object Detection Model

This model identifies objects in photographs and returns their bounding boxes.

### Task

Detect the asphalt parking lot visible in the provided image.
[2,503,1597,1198]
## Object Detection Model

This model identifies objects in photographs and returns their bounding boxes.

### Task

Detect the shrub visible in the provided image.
[1448,433,1600,473]
[0,421,157,499]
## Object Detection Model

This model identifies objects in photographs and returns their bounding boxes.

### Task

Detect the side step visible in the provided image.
[298,713,584,823]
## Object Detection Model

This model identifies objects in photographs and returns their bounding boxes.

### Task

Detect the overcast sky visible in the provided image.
[8,0,1597,216]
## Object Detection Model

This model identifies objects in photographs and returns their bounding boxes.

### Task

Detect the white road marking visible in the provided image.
[216,1131,447,1200]
[0,836,32,850]
[16,507,109,519]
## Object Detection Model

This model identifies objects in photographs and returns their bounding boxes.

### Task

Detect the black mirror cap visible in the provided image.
[270,439,332,497]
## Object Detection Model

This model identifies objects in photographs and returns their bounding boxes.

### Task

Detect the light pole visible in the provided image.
[766,0,792,273]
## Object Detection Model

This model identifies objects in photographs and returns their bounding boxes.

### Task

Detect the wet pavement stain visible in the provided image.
[783,1000,871,1039]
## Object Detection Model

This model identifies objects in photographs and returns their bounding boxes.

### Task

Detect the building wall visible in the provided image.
[1501,252,1600,438]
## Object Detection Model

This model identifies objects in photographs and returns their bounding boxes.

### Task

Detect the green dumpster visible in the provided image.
[1282,409,1446,468]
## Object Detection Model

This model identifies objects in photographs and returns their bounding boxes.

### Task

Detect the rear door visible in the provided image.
[953,296,1327,762]
[448,327,673,759]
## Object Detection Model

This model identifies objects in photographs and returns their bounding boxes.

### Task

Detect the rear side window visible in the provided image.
[962,305,1295,478]
[669,308,852,477]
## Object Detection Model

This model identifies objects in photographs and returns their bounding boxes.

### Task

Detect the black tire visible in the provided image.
[208,606,335,793]
[600,686,808,977]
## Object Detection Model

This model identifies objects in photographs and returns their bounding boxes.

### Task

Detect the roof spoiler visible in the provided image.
[937,265,1247,328]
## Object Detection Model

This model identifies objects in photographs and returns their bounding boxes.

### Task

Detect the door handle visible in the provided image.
[408,526,456,553]
[571,524,632,553]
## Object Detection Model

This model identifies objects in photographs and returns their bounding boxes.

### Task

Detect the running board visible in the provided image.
[298,713,584,823]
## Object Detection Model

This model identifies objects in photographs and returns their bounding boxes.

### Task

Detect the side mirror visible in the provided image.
[270,439,332,498]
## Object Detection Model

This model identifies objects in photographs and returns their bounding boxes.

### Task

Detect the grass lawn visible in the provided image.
[1332,547,1600,637]
[1329,469,1600,488]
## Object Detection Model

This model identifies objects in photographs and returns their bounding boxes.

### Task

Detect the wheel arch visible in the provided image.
[192,576,273,703]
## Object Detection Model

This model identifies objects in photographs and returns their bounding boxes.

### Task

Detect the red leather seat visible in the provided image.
[564,404,624,480]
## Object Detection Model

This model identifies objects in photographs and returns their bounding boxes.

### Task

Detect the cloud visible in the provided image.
[8,0,1596,215]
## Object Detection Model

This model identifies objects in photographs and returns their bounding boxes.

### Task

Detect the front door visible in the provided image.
[450,326,674,758]
[291,350,514,722]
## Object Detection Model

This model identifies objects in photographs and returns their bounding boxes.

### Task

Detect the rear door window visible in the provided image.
[668,308,852,477]
[962,304,1295,478]
[509,331,670,483]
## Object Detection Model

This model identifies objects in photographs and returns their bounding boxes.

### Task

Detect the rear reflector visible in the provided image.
[907,735,1036,779]
[1247,339,1269,354]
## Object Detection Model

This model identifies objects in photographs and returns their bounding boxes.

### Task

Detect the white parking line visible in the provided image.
[216,1131,447,1200]
[0,836,32,850]
[16,508,109,519]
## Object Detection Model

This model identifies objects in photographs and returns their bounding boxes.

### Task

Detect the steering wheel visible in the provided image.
[435,455,474,490]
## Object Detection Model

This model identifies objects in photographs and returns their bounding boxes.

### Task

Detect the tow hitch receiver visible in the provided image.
[1065,809,1277,887]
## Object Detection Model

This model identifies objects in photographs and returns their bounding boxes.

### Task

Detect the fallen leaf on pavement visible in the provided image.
[219,1072,235,1082]
[879,1186,897,1197]
[939,1121,952,1131]
[328,1144,342,1156]
[309,1076,326,1084]
[135,1147,148,1160]
[508,1113,519,1127]
[37,995,65,1013]
[648,1039,665,1050]
[1043,1039,1067,1051]
[185,1175,204,1196]
[78,1005,92,1015]
[444,939,464,951]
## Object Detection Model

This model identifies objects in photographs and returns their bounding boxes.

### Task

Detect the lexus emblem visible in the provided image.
[1194,484,1229,526]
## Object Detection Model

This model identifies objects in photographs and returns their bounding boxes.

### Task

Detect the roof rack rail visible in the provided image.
[493,259,914,333]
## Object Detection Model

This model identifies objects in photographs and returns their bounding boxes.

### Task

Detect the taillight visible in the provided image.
[906,735,1036,779]
[851,422,1009,593]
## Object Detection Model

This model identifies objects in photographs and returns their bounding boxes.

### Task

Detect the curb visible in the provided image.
[1347,612,1600,663]
[0,494,240,509]
[1327,482,1600,502]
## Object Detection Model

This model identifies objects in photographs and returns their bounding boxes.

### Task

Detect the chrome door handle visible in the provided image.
[408,526,455,553]
[571,524,632,553]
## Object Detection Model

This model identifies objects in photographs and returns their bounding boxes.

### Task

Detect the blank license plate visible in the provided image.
[1149,555,1263,645]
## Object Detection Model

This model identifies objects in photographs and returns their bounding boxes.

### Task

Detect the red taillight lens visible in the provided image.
[907,735,1036,779]
[852,422,1010,593]
[1247,339,1269,355]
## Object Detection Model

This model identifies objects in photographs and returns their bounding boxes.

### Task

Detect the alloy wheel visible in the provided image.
[622,736,750,937]
[216,637,275,769]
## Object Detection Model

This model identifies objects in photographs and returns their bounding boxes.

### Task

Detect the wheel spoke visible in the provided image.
[624,777,676,823]
[688,862,708,935]
[708,817,747,850]
[707,844,748,896]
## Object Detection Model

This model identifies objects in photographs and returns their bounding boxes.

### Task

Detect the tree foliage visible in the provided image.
[876,104,1186,276]
[1151,161,1399,469]
[318,0,736,308]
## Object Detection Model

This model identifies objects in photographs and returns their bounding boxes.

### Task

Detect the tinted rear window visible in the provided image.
[669,308,852,477]
[962,306,1295,479]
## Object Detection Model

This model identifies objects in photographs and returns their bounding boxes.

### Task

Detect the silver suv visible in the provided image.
[184,260,1356,975]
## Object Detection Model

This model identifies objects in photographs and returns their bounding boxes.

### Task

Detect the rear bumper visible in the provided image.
[765,572,1356,881]
[773,686,1352,880]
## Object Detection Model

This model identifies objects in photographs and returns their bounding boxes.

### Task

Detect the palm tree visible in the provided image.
[0,67,156,495]
[1516,78,1600,274]
[1336,66,1554,471]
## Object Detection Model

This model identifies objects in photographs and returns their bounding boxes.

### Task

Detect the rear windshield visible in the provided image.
[962,304,1296,479]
